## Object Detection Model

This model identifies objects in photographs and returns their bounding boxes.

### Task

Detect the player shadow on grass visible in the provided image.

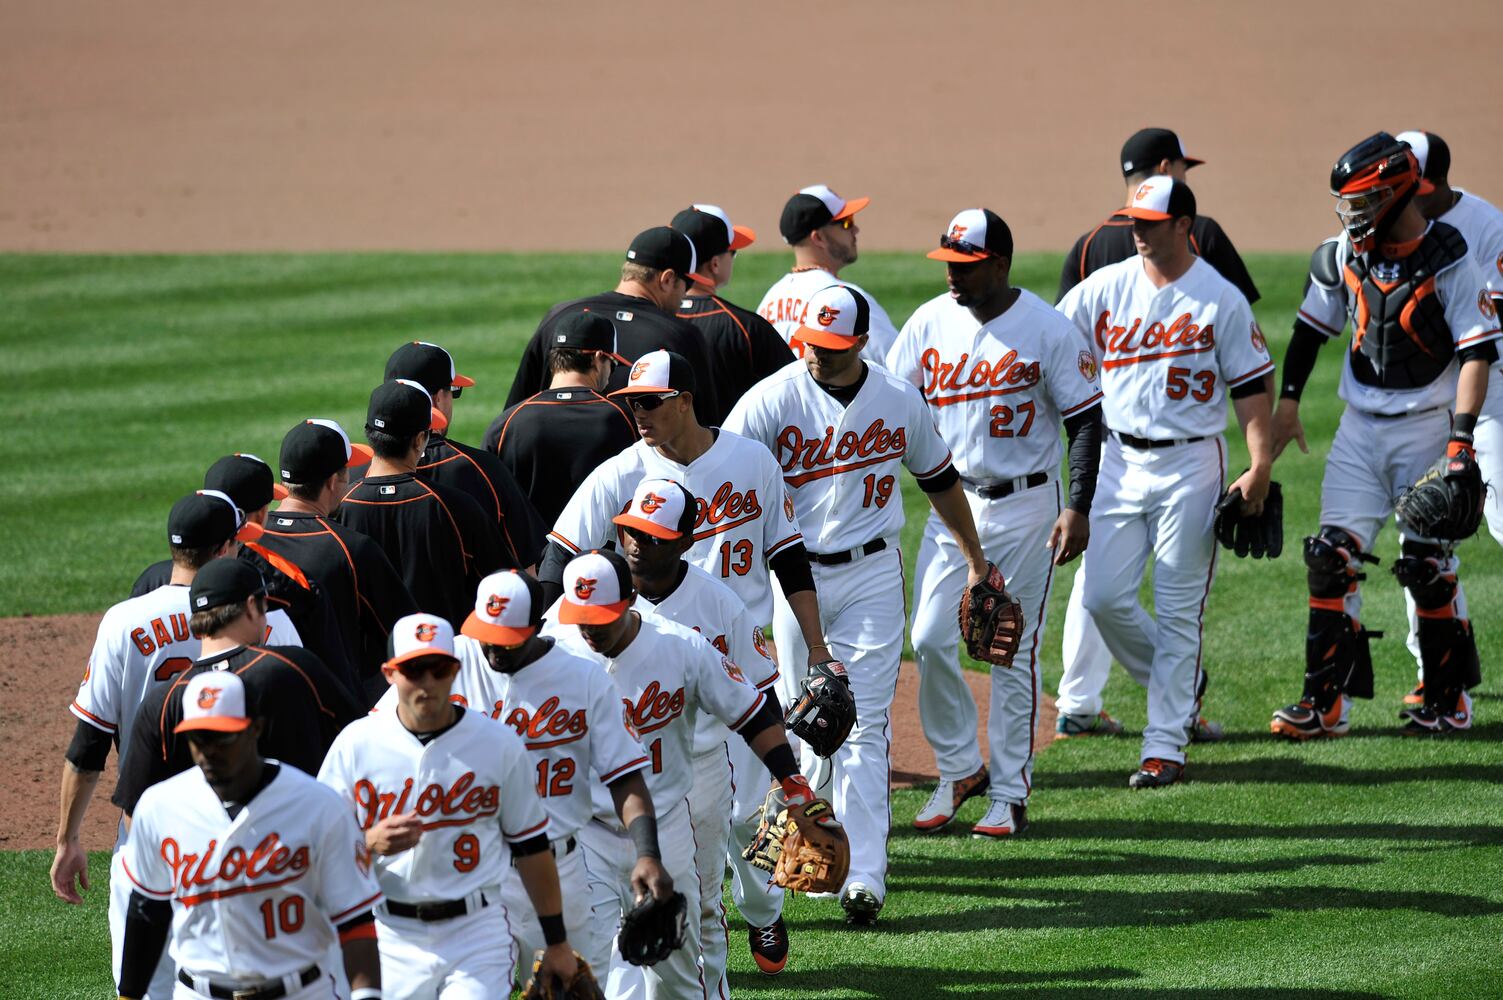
[891,848,1377,883]
[1033,754,1503,790]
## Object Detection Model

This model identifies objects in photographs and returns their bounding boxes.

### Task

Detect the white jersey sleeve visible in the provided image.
[494,730,551,843]
[899,379,954,479]
[690,642,766,735]
[1438,248,1501,349]
[265,609,301,647]
[1296,239,1349,338]
[1212,294,1276,388]
[861,289,901,364]
[310,784,385,923]
[119,787,174,900]
[588,667,652,784]
[548,448,641,555]
[71,606,132,737]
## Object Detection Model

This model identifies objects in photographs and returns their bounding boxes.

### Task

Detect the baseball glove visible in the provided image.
[521,952,605,1000]
[616,891,687,967]
[784,659,856,757]
[1213,480,1284,559]
[958,563,1024,666]
[1395,445,1486,541]
[742,785,849,894]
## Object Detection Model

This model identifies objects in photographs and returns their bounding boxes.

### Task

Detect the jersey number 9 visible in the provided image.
[453,833,480,872]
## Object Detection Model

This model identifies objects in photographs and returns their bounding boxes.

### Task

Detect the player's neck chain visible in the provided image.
[791,266,827,274]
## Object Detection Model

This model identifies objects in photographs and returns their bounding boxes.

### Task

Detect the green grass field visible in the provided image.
[4,251,1502,998]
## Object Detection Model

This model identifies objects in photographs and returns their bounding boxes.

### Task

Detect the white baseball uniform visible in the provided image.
[72,583,299,1000]
[1056,255,1273,764]
[549,433,802,628]
[122,761,382,1000]
[372,635,650,976]
[318,706,551,999]
[545,611,764,1000]
[632,563,780,999]
[756,268,899,365]
[725,359,954,900]
[888,289,1103,803]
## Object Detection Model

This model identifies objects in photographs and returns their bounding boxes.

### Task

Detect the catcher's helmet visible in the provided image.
[1330,132,1421,256]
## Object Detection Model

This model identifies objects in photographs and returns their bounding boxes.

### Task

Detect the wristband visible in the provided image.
[539,912,567,947]
[351,990,383,1000]
[1453,412,1478,438]
[627,814,661,861]
[763,742,799,783]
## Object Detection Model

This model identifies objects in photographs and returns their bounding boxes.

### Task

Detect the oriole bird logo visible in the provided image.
[486,594,508,617]
[630,360,651,381]
[949,224,969,239]
[197,687,222,710]
[574,577,598,600]
[414,622,439,642]
[639,492,666,514]
[816,305,841,327]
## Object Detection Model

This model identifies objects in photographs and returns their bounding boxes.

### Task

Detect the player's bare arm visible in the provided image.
[50,761,99,903]
[1456,357,1490,419]
[607,769,674,902]
[340,925,381,995]
[1230,389,1275,515]
[514,848,582,985]
[925,482,989,587]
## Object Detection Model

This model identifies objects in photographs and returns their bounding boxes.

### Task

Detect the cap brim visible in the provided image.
[461,612,536,646]
[832,196,870,221]
[688,273,715,289]
[452,373,476,388]
[272,484,290,501]
[1183,157,1205,168]
[348,443,375,467]
[730,226,756,250]
[175,716,252,734]
[1119,207,1174,221]
[926,247,990,263]
[236,521,265,543]
[608,384,673,397]
[796,326,863,350]
[558,599,629,625]
[612,512,683,540]
[1418,179,1437,195]
[430,408,449,433]
[385,648,460,668]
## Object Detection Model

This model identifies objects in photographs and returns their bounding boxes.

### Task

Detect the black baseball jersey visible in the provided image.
[112,644,364,816]
[257,510,418,682]
[1056,211,1260,305]
[483,387,639,527]
[504,291,721,425]
[676,293,796,419]
[417,434,546,569]
[336,472,508,628]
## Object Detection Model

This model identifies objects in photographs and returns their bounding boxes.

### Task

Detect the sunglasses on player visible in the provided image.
[938,234,991,257]
[387,657,460,681]
[622,525,679,546]
[449,386,463,399]
[627,391,681,412]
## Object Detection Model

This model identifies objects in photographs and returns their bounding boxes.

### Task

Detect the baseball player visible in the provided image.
[887,210,1104,837]
[118,670,383,1000]
[611,477,784,986]
[1269,132,1499,738]
[385,341,546,571]
[504,227,721,425]
[671,205,795,417]
[725,284,990,923]
[1057,176,1274,788]
[483,313,638,527]
[546,548,828,998]
[756,185,899,363]
[320,613,583,997]
[370,569,671,982]
[1055,127,1261,740]
[338,380,510,632]
[264,418,419,700]
[54,490,300,1000]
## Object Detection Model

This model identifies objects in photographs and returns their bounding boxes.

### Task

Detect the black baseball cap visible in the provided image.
[280,419,374,484]
[779,185,870,245]
[1121,176,1197,222]
[1120,128,1204,177]
[670,205,756,261]
[366,379,448,439]
[384,341,475,397]
[168,490,262,548]
[189,557,267,612]
[551,312,625,359]
[609,349,698,397]
[625,227,709,287]
[204,454,288,511]
[1396,131,1447,192]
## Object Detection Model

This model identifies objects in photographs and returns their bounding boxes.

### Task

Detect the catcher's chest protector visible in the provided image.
[1342,222,1468,390]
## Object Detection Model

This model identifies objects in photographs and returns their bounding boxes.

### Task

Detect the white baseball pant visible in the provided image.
[500,841,594,989]
[111,835,177,1000]
[1080,436,1224,765]
[724,730,780,929]
[774,545,904,901]
[911,479,1060,805]
[687,747,733,1000]
[375,897,515,999]
[1055,574,1118,718]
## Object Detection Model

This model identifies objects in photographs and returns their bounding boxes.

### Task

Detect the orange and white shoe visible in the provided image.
[912,766,989,832]
[971,800,1028,839]
[1270,696,1351,740]
[1402,683,1425,707]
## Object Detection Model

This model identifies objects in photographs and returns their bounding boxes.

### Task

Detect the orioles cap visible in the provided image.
[1395,131,1445,194]
[175,670,253,734]
[780,185,870,245]
[1121,127,1203,176]
[609,349,698,397]
[551,312,627,362]
[927,208,1014,263]
[190,557,267,612]
[205,454,289,508]
[559,549,633,625]
[613,477,697,541]
[625,226,711,287]
[795,285,871,350]
[280,418,374,484]
[386,613,459,667]
[384,341,476,396]
[671,204,756,260]
[1120,175,1197,222]
[462,570,543,646]
[367,379,449,438]
[168,489,262,548]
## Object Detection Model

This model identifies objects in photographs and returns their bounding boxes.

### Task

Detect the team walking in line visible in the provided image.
[47,126,1503,999]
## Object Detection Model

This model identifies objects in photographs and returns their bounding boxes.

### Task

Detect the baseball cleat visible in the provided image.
[912,766,990,832]
[840,882,883,926]
[971,800,1028,839]
[1270,696,1350,740]
[1403,692,1472,735]
[1441,691,1475,732]
[1128,758,1184,789]
[747,917,789,975]
[1403,683,1425,706]
[1055,710,1124,737]
[1190,716,1225,742]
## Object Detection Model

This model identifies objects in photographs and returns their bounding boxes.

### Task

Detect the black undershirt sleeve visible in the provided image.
[736,697,785,746]
[537,540,572,607]
[510,831,551,858]
[336,910,376,935]
[65,718,113,772]
[1061,405,1103,515]
[768,544,815,597]
[1230,378,1269,400]
[119,891,172,996]
[916,464,960,495]
[1279,320,1328,400]
[1458,340,1499,367]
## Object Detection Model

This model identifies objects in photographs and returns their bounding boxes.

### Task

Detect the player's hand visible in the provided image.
[1228,466,1271,515]
[366,812,424,855]
[1047,509,1089,566]
[538,942,579,985]
[1271,398,1308,460]
[630,855,674,903]
[50,841,89,904]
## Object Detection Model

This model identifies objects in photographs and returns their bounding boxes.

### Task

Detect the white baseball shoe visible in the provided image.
[840,882,883,926]
[971,800,1029,839]
[912,766,989,832]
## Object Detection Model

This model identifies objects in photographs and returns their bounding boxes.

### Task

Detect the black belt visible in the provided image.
[808,538,886,565]
[512,835,576,866]
[971,472,1050,500]
[384,892,490,922]
[1369,405,1445,421]
[1111,430,1207,449]
[179,965,319,1000]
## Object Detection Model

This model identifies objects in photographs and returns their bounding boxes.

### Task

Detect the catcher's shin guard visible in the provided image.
[1301,529,1380,705]
[1393,540,1480,710]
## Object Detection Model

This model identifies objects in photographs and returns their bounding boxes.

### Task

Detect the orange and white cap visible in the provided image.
[462,570,543,646]
[610,349,698,397]
[175,670,253,734]
[794,285,871,350]
[385,613,459,667]
[926,209,1014,263]
[1120,175,1197,222]
[613,478,697,541]
[558,549,633,625]
[780,185,870,244]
